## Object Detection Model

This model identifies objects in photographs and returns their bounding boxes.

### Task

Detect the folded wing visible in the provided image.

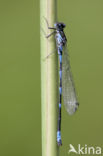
[62,46,79,115]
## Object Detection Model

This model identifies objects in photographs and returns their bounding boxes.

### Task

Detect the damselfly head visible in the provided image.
[54,22,66,31]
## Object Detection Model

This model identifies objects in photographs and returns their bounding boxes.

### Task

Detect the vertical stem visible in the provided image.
[40,0,58,156]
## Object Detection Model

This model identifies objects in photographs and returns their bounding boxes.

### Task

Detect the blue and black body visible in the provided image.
[46,22,79,146]
[54,23,67,146]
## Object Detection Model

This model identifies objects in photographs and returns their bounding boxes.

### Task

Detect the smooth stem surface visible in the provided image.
[40,0,59,156]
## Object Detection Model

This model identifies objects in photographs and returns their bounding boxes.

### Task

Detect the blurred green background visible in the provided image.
[0,0,103,156]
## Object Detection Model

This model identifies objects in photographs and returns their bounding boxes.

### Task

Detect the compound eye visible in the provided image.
[63,24,65,27]
[59,23,61,27]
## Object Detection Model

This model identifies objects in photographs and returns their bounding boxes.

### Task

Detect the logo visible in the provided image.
[68,144,102,155]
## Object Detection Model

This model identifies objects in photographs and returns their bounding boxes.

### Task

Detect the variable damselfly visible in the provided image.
[46,21,79,146]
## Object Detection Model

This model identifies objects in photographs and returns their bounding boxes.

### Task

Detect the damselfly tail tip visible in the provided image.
[57,131,62,146]
[57,140,62,146]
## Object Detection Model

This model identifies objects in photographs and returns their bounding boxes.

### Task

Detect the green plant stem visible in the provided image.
[40,0,59,155]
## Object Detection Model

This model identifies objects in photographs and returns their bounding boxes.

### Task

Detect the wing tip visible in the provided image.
[74,101,79,112]
[68,102,79,115]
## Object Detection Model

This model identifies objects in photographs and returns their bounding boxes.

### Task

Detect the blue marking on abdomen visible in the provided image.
[59,55,62,63]
[59,103,61,108]
[59,87,62,94]
[57,131,61,142]
[59,71,62,79]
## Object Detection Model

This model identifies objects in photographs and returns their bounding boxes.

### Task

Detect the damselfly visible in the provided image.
[46,21,79,146]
